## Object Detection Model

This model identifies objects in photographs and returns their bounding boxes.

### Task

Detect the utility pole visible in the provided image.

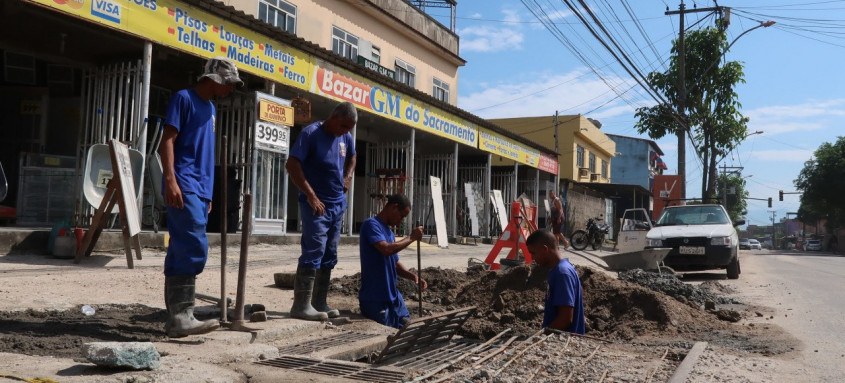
[554,111,560,195]
[769,210,777,249]
[665,2,726,199]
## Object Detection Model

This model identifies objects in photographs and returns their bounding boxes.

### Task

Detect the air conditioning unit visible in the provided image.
[590,173,600,181]
[578,168,589,178]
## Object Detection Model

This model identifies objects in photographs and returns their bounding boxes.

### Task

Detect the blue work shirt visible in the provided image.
[289,121,355,204]
[543,259,586,334]
[163,88,216,201]
[359,216,400,303]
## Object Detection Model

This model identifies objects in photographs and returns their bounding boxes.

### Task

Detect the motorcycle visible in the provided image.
[570,216,610,251]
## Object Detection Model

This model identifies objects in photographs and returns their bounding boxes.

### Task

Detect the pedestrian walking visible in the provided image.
[549,190,570,249]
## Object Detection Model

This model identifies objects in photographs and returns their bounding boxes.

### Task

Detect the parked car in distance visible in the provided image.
[739,238,750,250]
[645,204,743,279]
[804,239,822,251]
[748,239,762,250]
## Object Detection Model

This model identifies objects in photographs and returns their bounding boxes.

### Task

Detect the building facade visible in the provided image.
[0,0,558,241]
[606,133,666,191]
[488,115,616,185]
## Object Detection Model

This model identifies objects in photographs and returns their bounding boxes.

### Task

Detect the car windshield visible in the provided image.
[808,240,821,244]
[656,206,730,226]
[749,240,759,244]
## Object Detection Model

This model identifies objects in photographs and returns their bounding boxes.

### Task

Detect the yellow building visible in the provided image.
[488,115,616,184]
[219,0,462,105]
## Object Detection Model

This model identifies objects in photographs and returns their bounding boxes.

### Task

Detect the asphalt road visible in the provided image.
[733,249,845,381]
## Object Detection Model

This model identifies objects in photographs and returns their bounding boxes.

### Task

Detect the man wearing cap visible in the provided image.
[159,57,241,337]
[285,102,357,321]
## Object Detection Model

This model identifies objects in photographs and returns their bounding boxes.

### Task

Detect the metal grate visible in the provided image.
[257,355,406,383]
[276,331,380,355]
[373,306,476,364]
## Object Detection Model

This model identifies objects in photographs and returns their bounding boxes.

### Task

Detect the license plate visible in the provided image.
[679,246,705,255]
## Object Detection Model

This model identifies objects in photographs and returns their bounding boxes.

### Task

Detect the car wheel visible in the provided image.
[726,256,740,279]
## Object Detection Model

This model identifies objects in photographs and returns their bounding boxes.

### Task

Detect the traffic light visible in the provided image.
[779,190,784,201]
[768,197,773,208]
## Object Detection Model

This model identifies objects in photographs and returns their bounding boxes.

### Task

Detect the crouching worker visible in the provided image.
[160,57,242,337]
[359,195,426,328]
[526,230,586,334]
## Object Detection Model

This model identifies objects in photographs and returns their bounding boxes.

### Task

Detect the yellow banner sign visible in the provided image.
[28,0,482,147]
[479,128,542,168]
[27,0,314,90]
[258,99,294,126]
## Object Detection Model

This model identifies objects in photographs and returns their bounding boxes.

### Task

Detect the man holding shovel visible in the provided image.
[160,57,241,337]
[359,195,426,328]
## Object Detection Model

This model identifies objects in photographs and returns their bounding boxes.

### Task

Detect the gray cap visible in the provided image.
[198,57,244,86]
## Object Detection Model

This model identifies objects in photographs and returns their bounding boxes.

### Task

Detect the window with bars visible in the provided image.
[589,153,596,173]
[332,26,358,60]
[433,77,449,103]
[576,145,585,168]
[394,59,416,88]
[258,0,296,34]
[4,52,36,85]
[601,159,608,179]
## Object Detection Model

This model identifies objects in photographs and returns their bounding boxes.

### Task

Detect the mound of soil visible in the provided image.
[618,269,738,306]
[330,264,795,355]
[0,304,168,358]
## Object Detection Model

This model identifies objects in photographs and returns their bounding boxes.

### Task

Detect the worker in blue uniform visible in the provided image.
[160,57,241,337]
[286,102,357,321]
[525,230,585,335]
[359,194,425,328]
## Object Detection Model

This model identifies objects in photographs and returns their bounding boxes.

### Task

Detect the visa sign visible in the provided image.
[91,0,121,23]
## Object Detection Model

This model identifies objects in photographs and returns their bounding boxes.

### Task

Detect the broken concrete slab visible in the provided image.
[82,342,160,370]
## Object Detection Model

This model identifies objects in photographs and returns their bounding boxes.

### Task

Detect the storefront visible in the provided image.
[1,0,558,239]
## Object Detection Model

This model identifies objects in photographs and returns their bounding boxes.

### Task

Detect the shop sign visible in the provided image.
[312,64,478,147]
[254,93,291,154]
[479,128,546,170]
[258,99,293,126]
[538,153,559,174]
[27,0,314,90]
[356,56,394,79]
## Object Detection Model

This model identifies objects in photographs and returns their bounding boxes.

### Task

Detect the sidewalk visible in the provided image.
[0,240,618,382]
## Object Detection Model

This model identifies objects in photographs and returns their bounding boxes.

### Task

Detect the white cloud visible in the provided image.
[458,70,635,119]
[458,9,524,53]
[543,9,571,21]
[745,99,845,135]
[749,149,814,162]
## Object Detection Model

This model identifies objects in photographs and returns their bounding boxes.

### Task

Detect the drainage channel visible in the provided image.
[255,307,488,382]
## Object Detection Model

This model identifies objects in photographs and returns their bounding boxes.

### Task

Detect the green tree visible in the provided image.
[794,136,845,230]
[635,23,749,203]
[716,173,749,223]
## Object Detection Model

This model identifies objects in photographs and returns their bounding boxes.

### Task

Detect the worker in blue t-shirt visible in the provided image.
[359,194,425,328]
[526,230,586,335]
[160,57,241,338]
[286,102,357,321]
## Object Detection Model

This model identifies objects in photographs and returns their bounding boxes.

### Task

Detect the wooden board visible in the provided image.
[491,190,508,232]
[110,140,141,236]
[429,176,448,248]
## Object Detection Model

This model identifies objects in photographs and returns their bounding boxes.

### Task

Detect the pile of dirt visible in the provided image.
[332,267,469,307]
[618,269,739,306]
[0,304,167,358]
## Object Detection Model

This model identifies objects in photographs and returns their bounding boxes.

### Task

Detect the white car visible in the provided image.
[748,239,762,250]
[646,204,743,279]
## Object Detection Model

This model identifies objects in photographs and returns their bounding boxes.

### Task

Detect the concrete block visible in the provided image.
[82,342,160,370]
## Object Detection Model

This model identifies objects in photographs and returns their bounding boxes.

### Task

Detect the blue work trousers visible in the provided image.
[359,297,410,329]
[298,199,346,269]
[164,193,210,276]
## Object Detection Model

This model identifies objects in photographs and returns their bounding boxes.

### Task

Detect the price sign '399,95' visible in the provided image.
[255,93,294,154]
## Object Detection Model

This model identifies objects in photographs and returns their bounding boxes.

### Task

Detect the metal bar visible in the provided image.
[563,345,601,383]
[407,129,416,231]
[493,333,553,377]
[346,124,356,235]
[220,134,229,323]
[412,329,511,381]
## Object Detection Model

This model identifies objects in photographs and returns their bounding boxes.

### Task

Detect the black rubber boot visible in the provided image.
[312,268,340,318]
[290,266,329,321]
[164,276,220,338]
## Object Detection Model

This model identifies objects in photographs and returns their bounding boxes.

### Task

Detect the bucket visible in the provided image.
[53,236,77,259]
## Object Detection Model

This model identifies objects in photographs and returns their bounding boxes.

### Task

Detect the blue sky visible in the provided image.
[425,0,845,227]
